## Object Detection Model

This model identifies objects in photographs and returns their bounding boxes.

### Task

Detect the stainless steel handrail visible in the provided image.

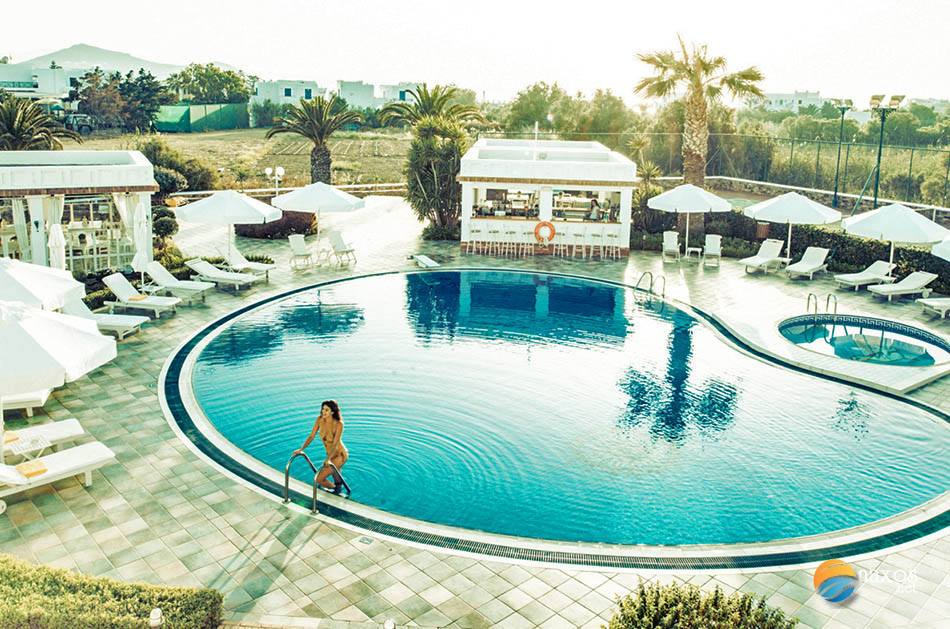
[283,451,351,514]
[652,275,666,299]
[806,293,819,318]
[635,271,653,293]
[824,293,838,318]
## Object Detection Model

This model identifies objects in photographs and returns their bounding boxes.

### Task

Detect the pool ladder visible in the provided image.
[283,451,351,514]
[635,271,666,299]
[806,293,838,319]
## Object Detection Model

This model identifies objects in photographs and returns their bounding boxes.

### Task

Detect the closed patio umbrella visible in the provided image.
[175,190,282,257]
[842,203,949,268]
[47,224,67,271]
[130,206,151,283]
[0,258,84,310]
[743,192,841,255]
[0,301,116,461]
[272,183,364,239]
[647,184,732,251]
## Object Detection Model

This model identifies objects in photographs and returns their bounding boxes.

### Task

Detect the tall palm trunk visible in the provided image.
[310,143,332,184]
[681,85,708,237]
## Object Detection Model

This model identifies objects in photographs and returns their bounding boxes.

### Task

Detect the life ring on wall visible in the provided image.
[534,221,556,243]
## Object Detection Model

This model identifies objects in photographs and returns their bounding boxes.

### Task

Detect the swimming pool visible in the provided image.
[186,270,949,547]
[779,314,950,367]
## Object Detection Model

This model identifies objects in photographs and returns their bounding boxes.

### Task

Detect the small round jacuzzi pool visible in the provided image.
[779,314,950,367]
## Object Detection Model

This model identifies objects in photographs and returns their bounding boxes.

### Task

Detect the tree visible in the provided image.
[166,63,253,104]
[909,103,937,127]
[635,36,764,186]
[266,95,362,183]
[118,69,173,131]
[379,84,485,127]
[76,67,124,126]
[405,116,471,238]
[0,97,81,150]
[505,82,567,132]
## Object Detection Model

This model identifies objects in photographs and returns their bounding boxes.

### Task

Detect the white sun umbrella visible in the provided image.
[0,301,117,460]
[47,224,67,271]
[932,237,950,262]
[174,190,282,257]
[130,205,152,283]
[271,183,365,239]
[842,203,950,270]
[647,184,732,250]
[0,258,84,310]
[743,192,841,255]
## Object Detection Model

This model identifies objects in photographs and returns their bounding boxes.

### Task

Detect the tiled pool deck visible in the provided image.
[2,197,948,628]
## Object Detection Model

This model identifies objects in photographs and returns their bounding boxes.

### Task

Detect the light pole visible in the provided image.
[831,99,852,208]
[869,94,904,209]
[264,166,285,196]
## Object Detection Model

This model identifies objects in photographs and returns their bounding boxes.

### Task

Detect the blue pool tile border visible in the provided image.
[161,268,950,569]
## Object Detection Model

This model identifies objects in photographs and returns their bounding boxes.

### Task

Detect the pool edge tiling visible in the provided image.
[159,268,950,571]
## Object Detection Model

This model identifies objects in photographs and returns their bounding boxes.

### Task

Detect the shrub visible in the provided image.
[422,223,461,241]
[153,166,187,198]
[235,210,317,239]
[153,215,179,241]
[82,288,111,310]
[0,554,223,628]
[151,207,176,221]
[137,137,218,191]
[607,582,796,629]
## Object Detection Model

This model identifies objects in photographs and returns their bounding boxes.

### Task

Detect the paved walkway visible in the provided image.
[2,197,948,628]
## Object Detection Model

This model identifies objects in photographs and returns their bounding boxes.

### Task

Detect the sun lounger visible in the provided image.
[702,234,722,267]
[184,259,261,291]
[785,247,829,280]
[103,273,181,318]
[328,232,356,265]
[0,441,116,515]
[2,418,86,462]
[288,235,315,269]
[868,271,938,302]
[1,389,52,418]
[145,261,214,304]
[62,297,148,340]
[739,239,786,273]
[918,297,950,318]
[220,247,277,281]
[833,261,896,290]
[411,254,440,268]
[662,231,680,261]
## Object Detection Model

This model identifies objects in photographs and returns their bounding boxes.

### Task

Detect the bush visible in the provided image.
[82,288,111,310]
[422,223,461,241]
[0,554,222,628]
[137,137,218,191]
[235,210,317,239]
[152,215,179,241]
[607,582,796,629]
[153,166,187,198]
[151,207,176,221]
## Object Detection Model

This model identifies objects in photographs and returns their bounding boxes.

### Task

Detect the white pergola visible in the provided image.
[0,151,158,272]
[458,139,637,254]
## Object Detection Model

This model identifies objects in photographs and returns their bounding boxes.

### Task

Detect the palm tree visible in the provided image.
[379,84,485,127]
[635,36,763,186]
[265,95,362,183]
[0,97,81,150]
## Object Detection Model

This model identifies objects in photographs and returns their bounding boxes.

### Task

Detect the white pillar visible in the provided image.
[539,187,553,222]
[26,195,47,266]
[460,183,475,241]
[619,187,633,252]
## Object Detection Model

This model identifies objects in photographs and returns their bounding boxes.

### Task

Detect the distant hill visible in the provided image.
[16,43,244,79]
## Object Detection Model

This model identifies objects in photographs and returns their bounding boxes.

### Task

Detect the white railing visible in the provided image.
[167,182,406,202]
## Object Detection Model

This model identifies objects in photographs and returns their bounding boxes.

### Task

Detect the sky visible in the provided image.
[4,0,947,106]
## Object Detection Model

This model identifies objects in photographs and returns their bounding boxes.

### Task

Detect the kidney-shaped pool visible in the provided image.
[185,270,949,547]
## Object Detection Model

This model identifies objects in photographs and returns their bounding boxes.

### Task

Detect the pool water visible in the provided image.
[780,316,950,367]
[191,271,950,546]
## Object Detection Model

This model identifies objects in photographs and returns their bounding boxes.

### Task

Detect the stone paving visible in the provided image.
[1,196,948,628]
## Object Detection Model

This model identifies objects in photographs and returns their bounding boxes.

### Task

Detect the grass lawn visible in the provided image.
[67,128,411,189]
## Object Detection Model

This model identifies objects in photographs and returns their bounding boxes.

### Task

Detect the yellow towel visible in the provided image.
[3,431,19,444]
[16,460,47,478]
[128,294,147,302]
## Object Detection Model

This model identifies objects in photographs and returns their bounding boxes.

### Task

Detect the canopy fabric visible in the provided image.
[841,204,949,244]
[272,183,365,214]
[743,192,841,225]
[0,258,84,310]
[175,190,282,225]
[933,237,950,262]
[47,224,67,271]
[131,199,151,273]
[647,184,732,214]
[11,199,31,261]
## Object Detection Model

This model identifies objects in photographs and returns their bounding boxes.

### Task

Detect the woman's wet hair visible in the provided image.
[322,400,342,421]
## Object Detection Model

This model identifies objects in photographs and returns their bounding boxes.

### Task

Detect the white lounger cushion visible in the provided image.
[918,297,950,317]
[868,272,938,296]
[5,418,85,449]
[740,239,784,269]
[225,248,276,272]
[146,262,214,292]
[185,259,260,284]
[786,247,829,277]
[103,274,181,308]
[834,261,895,285]
[62,298,149,333]
[3,388,52,410]
[0,441,115,489]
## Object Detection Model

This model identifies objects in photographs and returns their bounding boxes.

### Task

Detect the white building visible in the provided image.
[251,79,326,106]
[0,151,157,273]
[0,64,86,101]
[336,80,420,109]
[459,139,636,257]
[756,91,828,113]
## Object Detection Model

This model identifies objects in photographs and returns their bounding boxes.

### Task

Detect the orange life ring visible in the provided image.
[534,221,556,243]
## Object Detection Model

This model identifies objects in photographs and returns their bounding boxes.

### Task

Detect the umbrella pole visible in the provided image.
[787,223,792,256]
[685,213,690,251]
[889,241,895,274]
[1,396,5,463]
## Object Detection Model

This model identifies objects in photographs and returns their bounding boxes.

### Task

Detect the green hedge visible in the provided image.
[633,209,950,295]
[235,211,317,239]
[0,554,222,628]
[607,581,796,629]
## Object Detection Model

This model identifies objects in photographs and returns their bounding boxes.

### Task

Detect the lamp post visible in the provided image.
[869,94,904,209]
[264,166,285,196]
[831,99,852,208]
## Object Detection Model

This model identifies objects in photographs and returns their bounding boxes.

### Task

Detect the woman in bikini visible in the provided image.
[294,400,348,490]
